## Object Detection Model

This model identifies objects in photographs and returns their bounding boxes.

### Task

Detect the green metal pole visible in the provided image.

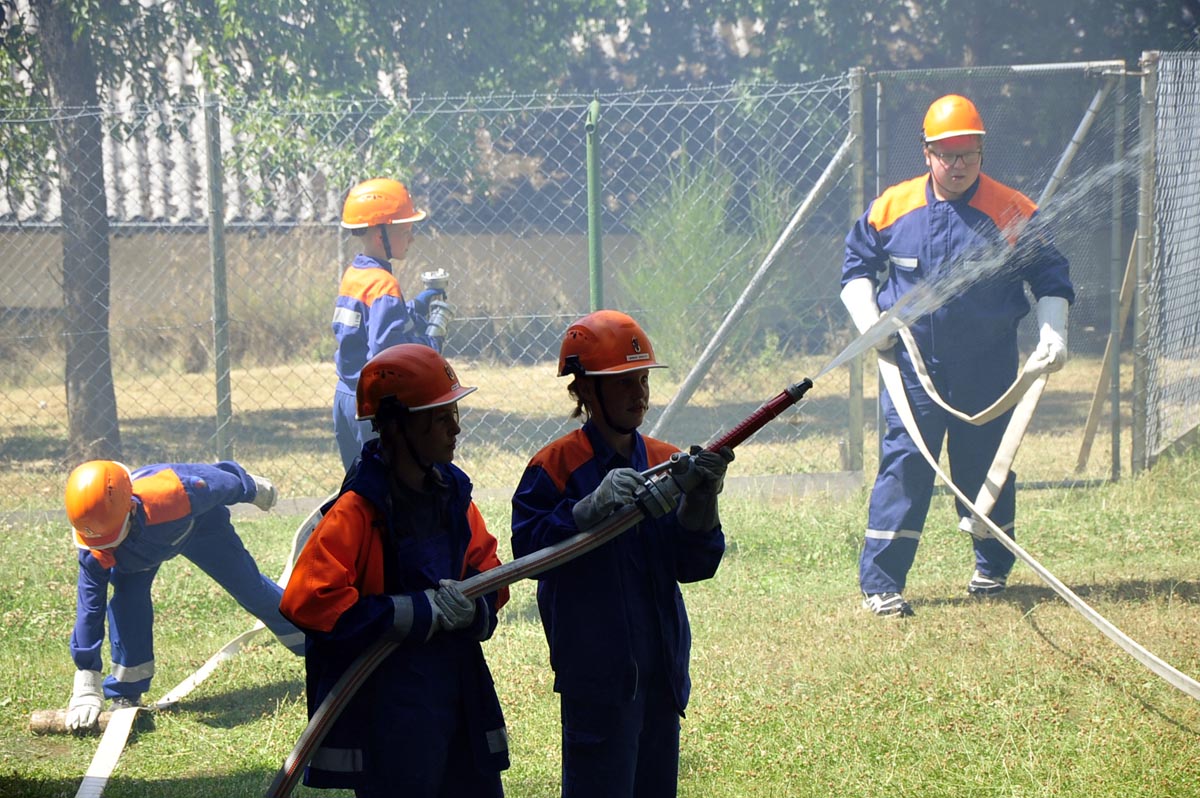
[586,98,603,311]
[204,93,233,460]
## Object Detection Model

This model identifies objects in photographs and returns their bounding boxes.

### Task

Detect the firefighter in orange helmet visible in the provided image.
[511,310,732,798]
[282,344,509,796]
[332,177,452,471]
[64,459,302,731]
[841,94,1074,617]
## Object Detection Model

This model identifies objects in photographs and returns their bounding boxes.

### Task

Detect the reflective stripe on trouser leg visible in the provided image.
[106,565,160,699]
[861,361,946,595]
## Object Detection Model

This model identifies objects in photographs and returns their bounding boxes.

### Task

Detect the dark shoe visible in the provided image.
[110,695,143,710]
[967,570,1007,596]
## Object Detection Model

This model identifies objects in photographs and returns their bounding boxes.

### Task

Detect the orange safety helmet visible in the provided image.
[341,178,427,229]
[922,95,986,143]
[65,460,135,551]
[558,310,667,377]
[356,343,477,421]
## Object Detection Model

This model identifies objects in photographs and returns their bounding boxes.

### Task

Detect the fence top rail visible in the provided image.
[872,60,1129,80]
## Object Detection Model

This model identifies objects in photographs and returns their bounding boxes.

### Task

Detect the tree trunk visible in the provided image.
[31,0,122,463]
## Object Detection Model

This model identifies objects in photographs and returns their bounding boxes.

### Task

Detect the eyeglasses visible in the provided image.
[928,148,982,167]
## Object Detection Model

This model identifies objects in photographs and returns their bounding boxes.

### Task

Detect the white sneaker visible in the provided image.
[967,570,1007,596]
[862,592,913,617]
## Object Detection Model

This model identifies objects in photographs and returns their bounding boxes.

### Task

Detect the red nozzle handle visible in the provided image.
[706,378,812,452]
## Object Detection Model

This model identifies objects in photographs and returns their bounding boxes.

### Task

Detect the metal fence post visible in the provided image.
[1109,70,1126,481]
[1133,52,1157,474]
[846,67,866,472]
[205,93,233,460]
[586,97,603,312]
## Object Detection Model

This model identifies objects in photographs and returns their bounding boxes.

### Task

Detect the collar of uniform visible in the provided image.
[351,252,393,273]
[581,419,648,472]
[925,172,982,204]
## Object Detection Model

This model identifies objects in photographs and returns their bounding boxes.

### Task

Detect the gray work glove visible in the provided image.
[66,669,104,732]
[389,589,442,642]
[425,299,454,340]
[433,579,476,631]
[676,446,735,532]
[249,474,277,511]
[572,467,644,531]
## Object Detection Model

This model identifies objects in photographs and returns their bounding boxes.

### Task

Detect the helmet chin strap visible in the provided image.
[380,225,393,260]
[594,380,637,436]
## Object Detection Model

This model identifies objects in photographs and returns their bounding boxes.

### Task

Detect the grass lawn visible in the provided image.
[2,443,1199,797]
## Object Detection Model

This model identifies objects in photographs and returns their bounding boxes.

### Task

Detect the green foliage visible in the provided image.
[617,149,795,372]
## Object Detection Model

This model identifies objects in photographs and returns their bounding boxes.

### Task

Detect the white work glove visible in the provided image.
[249,474,277,511]
[66,669,104,732]
[677,446,735,532]
[433,579,476,631]
[572,467,644,531]
[840,277,897,352]
[1030,296,1069,374]
[390,589,443,642]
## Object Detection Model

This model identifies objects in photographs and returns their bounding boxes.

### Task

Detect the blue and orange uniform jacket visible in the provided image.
[843,173,1074,363]
[332,253,436,396]
[280,442,510,790]
[511,421,725,713]
[70,462,298,697]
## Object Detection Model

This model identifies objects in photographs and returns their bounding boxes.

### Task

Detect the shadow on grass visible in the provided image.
[175,678,306,731]
[0,771,345,798]
[928,577,1200,734]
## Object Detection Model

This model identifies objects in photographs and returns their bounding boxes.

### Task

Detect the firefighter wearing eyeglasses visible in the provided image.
[840,94,1075,618]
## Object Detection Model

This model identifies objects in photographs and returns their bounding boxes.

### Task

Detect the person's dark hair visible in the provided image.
[566,378,589,420]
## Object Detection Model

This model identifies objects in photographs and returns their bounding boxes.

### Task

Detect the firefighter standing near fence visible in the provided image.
[282,343,510,798]
[332,178,453,471]
[511,310,731,798]
[841,94,1075,618]
[63,460,304,731]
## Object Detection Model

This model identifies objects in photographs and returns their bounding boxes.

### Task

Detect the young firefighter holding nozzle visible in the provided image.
[64,460,304,730]
[511,310,733,798]
[332,178,454,471]
[841,94,1075,618]
[281,344,510,797]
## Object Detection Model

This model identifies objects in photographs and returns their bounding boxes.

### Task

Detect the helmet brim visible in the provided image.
[341,209,428,229]
[924,129,986,143]
[577,362,668,376]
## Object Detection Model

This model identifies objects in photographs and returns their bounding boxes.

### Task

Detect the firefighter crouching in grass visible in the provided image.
[511,310,732,798]
[281,343,510,798]
[64,460,304,731]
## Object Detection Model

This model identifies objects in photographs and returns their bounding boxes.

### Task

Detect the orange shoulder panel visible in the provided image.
[133,469,191,526]
[867,175,928,232]
[642,436,682,469]
[528,429,595,494]
[339,265,403,306]
[280,492,385,633]
[464,501,509,609]
[968,174,1036,246]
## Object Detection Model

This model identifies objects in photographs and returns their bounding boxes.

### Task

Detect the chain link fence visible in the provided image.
[2,59,1196,511]
[1140,49,1200,468]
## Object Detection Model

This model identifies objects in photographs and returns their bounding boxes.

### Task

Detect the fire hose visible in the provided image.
[61,494,335,798]
[877,328,1200,701]
[263,377,814,798]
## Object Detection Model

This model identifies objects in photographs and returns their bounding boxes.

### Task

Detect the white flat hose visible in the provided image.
[876,345,1200,701]
[71,494,333,798]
